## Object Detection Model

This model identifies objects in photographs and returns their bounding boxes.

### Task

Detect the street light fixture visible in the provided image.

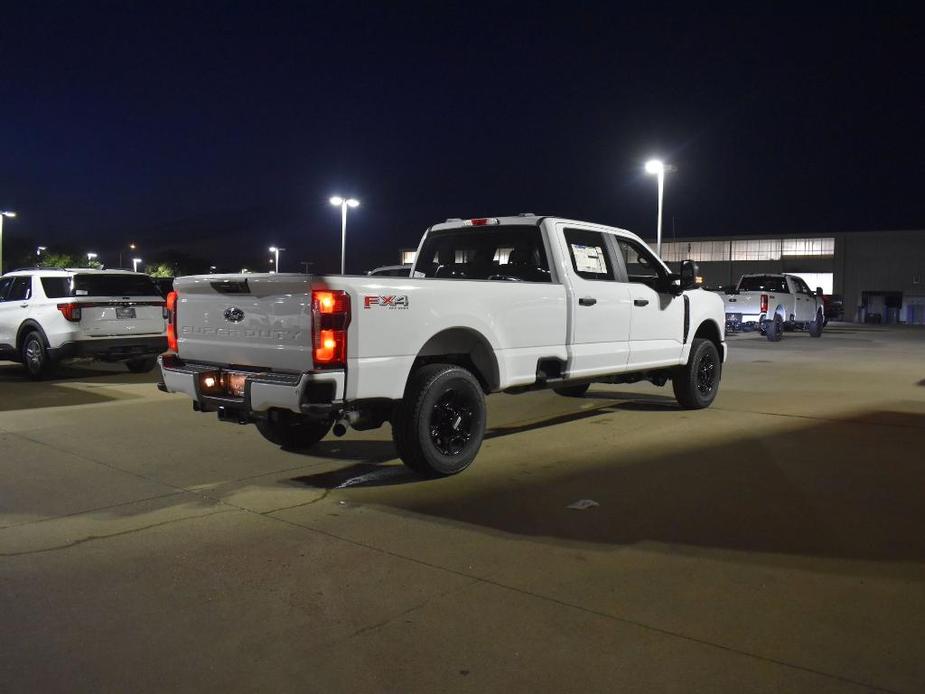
[329,196,360,274]
[644,159,675,256]
[87,252,98,268]
[37,246,47,258]
[269,246,285,273]
[132,258,142,272]
[0,210,17,274]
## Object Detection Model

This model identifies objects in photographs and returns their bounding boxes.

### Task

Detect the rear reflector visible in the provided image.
[311,290,349,368]
[166,291,178,352]
[56,302,82,322]
[464,218,499,226]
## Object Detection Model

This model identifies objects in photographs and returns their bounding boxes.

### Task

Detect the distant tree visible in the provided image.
[41,252,80,268]
[145,262,177,278]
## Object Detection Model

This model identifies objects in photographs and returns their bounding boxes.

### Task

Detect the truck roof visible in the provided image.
[429,214,637,238]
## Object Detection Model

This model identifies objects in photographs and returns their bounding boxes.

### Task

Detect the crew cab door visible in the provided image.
[788,277,816,321]
[557,226,631,378]
[613,237,685,369]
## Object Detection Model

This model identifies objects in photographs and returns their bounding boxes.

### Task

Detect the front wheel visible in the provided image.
[126,356,158,373]
[392,363,486,477]
[255,411,332,450]
[808,310,824,337]
[672,338,722,410]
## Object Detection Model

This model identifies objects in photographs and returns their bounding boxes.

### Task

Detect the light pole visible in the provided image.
[87,252,98,268]
[132,257,142,272]
[329,196,360,274]
[644,159,674,256]
[0,211,17,274]
[269,246,285,273]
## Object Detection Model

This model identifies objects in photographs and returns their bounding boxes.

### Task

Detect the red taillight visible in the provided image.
[56,302,82,322]
[311,289,349,368]
[166,291,178,352]
[760,293,769,314]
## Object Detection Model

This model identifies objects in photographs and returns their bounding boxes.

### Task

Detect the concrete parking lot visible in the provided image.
[1,324,924,693]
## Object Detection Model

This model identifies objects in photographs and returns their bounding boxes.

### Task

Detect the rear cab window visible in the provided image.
[71,274,161,297]
[415,225,551,282]
[738,276,789,293]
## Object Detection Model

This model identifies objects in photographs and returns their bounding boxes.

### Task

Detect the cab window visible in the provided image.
[563,229,615,281]
[614,237,667,289]
[415,226,551,282]
[0,277,13,301]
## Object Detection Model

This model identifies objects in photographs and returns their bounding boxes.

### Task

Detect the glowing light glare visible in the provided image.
[645,159,664,175]
[329,196,344,206]
[203,376,217,389]
[87,252,98,260]
[323,337,336,349]
[269,246,277,252]
[1,211,16,218]
[346,198,359,208]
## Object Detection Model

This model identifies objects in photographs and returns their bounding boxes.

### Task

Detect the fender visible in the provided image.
[16,319,51,351]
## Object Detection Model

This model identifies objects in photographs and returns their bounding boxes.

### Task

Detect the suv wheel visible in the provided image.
[255,411,332,450]
[126,356,158,373]
[21,331,53,380]
[392,363,486,477]
[672,338,721,409]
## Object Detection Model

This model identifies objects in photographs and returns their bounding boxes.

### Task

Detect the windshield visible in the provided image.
[414,225,551,282]
[71,273,162,297]
[738,275,789,293]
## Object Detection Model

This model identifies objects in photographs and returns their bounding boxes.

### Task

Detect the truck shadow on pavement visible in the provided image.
[289,392,680,488]
[297,408,925,565]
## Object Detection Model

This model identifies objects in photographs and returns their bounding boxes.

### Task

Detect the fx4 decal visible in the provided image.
[364,295,409,310]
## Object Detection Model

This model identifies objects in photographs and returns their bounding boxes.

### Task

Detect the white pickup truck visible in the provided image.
[158,215,727,476]
[723,273,825,341]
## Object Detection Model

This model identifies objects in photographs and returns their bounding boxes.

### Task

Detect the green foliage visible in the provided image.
[41,252,80,268]
[144,262,176,278]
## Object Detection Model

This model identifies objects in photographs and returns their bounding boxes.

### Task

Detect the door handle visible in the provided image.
[578,297,597,306]
[634,299,649,307]
[20,303,29,308]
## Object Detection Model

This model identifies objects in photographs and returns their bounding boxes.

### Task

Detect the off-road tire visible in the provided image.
[21,331,54,380]
[553,383,590,397]
[808,310,824,338]
[126,356,158,373]
[672,338,721,410]
[766,314,783,342]
[392,363,486,477]
[255,411,332,450]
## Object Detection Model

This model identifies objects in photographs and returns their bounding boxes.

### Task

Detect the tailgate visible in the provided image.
[724,293,761,314]
[174,274,313,372]
[79,299,166,337]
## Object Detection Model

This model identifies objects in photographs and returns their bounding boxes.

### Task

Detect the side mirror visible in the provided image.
[816,287,824,297]
[679,260,700,290]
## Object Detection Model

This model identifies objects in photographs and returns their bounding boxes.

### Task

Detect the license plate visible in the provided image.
[116,307,136,319]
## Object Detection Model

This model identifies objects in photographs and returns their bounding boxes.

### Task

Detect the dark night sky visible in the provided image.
[1,2,923,273]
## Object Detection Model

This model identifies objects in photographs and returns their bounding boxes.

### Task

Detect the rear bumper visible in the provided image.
[50,336,167,362]
[157,354,345,421]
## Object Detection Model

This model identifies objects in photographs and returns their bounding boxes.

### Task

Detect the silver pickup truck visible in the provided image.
[723,274,825,341]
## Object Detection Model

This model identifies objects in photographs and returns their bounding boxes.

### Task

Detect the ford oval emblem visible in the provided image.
[224,306,245,323]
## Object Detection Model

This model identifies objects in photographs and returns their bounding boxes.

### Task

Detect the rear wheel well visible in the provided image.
[16,321,49,351]
[411,328,499,393]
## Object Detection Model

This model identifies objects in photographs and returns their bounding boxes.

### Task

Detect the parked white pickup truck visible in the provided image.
[158,215,727,476]
[723,273,825,341]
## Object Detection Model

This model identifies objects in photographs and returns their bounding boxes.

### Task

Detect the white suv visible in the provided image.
[0,269,167,379]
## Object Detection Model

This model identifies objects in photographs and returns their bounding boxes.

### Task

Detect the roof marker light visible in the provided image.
[464,218,499,226]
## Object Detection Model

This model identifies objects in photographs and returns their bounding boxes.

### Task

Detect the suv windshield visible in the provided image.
[738,275,789,293]
[415,225,551,282]
[71,274,161,297]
